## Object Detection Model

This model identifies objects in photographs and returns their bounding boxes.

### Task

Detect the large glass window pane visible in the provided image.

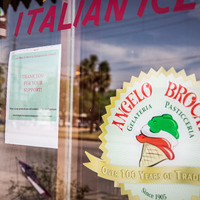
[1,0,200,199]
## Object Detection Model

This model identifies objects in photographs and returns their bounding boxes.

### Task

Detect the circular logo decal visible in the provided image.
[84,68,200,200]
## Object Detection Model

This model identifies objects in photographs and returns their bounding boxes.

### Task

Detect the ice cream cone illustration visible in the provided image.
[139,143,168,167]
[136,114,179,167]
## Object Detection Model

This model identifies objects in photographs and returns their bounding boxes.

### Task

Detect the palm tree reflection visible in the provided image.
[79,55,111,133]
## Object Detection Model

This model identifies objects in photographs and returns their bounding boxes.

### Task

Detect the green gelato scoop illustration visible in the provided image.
[148,114,179,139]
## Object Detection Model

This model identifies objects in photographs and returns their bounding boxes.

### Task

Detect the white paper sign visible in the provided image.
[5,44,61,148]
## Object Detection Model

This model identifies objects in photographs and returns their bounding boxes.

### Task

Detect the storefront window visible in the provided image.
[1,0,200,199]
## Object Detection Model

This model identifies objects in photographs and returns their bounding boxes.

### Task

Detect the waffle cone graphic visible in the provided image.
[139,143,167,167]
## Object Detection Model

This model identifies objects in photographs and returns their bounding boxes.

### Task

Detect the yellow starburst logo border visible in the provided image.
[99,67,199,200]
